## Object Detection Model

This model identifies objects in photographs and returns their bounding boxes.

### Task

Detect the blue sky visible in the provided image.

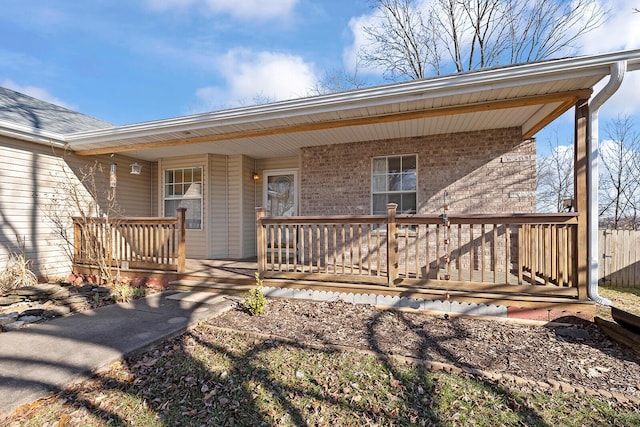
[1,0,640,150]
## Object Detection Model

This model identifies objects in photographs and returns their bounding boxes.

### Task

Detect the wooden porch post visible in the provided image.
[574,99,589,300]
[387,203,398,287]
[256,207,267,276]
[176,208,186,274]
[73,218,81,264]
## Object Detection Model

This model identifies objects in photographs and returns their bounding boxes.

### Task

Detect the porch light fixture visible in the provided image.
[251,170,260,181]
[110,158,117,188]
[130,162,142,175]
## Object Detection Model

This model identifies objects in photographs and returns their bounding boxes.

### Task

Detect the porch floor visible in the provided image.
[162,258,594,316]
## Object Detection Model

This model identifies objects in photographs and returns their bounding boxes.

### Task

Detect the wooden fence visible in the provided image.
[256,204,580,297]
[73,208,186,273]
[599,228,640,288]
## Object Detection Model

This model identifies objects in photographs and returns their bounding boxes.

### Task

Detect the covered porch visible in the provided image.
[66,51,640,319]
[72,207,594,317]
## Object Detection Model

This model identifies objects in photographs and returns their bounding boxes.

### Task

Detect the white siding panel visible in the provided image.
[0,137,152,279]
[242,156,257,258]
[227,155,243,258]
[209,154,229,258]
[160,155,207,258]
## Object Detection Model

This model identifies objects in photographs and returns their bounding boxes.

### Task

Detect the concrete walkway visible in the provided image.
[0,291,237,416]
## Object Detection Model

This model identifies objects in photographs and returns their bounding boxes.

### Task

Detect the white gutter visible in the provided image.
[65,49,640,146]
[587,61,626,305]
[0,120,67,148]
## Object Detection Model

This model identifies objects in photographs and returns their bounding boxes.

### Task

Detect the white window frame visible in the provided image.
[371,154,418,215]
[263,169,298,217]
[163,166,204,230]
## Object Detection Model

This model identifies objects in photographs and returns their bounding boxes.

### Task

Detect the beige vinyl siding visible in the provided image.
[113,155,154,217]
[0,136,152,279]
[150,162,158,216]
[226,155,258,258]
[227,155,243,258]
[242,156,257,258]
[209,154,229,258]
[159,155,207,258]
[255,156,299,210]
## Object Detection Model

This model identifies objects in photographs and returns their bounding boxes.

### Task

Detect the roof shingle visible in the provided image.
[0,87,112,134]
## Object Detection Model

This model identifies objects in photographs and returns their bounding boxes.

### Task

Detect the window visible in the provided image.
[164,167,203,229]
[372,155,417,214]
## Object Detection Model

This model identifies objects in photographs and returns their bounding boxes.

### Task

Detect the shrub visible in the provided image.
[112,282,146,303]
[244,273,268,315]
[0,252,38,293]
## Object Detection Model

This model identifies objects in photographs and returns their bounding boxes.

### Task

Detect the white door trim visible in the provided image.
[263,168,298,216]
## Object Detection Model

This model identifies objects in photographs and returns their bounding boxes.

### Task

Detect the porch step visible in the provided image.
[169,280,254,295]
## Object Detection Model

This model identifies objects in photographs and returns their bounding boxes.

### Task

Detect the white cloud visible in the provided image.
[596,72,640,117]
[577,0,640,54]
[574,1,640,117]
[343,14,387,77]
[342,15,376,75]
[1,80,75,110]
[146,0,298,21]
[194,49,317,110]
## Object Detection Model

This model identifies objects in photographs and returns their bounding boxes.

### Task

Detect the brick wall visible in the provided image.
[300,127,536,216]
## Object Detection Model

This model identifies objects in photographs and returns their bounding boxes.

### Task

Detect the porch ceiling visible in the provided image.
[64,50,640,161]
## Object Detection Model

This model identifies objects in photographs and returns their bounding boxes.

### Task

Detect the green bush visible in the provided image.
[244,273,268,315]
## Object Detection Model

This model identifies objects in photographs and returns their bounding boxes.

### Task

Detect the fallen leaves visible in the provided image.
[3,299,640,426]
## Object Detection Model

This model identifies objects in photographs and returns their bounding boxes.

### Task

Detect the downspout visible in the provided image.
[587,60,626,305]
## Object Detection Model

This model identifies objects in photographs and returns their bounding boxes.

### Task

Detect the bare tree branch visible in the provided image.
[537,135,574,213]
[360,0,608,80]
[599,115,640,228]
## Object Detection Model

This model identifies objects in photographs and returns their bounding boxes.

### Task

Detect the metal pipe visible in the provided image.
[587,61,626,305]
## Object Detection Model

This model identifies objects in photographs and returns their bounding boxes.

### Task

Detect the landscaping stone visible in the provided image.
[311,290,334,302]
[0,296,24,306]
[422,299,450,312]
[353,293,377,305]
[12,288,40,296]
[146,277,169,289]
[21,308,45,317]
[50,288,71,298]
[2,321,25,331]
[556,327,591,340]
[45,306,72,317]
[376,295,400,307]
[337,292,355,304]
[18,315,42,324]
[0,312,19,326]
[398,297,422,309]
[0,279,159,331]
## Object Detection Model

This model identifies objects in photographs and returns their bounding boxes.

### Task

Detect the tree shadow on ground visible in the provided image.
[365,310,551,426]
[3,296,639,425]
[0,293,237,425]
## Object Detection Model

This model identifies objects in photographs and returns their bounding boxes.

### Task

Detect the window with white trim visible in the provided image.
[372,155,417,214]
[164,167,203,230]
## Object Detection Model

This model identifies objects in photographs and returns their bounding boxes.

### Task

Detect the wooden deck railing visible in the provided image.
[73,208,186,273]
[256,205,580,297]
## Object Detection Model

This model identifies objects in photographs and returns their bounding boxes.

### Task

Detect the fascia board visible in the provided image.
[0,120,67,147]
[65,49,640,146]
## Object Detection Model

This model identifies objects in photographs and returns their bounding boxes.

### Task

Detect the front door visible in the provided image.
[264,169,298,216]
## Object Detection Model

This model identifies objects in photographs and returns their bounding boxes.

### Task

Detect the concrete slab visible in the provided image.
[0,291,234,416]
[165,291,228,305]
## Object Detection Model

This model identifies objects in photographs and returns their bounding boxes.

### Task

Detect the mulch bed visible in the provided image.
[207,298,640,403]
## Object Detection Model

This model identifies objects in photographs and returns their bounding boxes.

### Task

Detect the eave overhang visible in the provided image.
[8,49,640,160]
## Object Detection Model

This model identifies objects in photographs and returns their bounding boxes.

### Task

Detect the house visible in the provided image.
[2,49,640,319]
